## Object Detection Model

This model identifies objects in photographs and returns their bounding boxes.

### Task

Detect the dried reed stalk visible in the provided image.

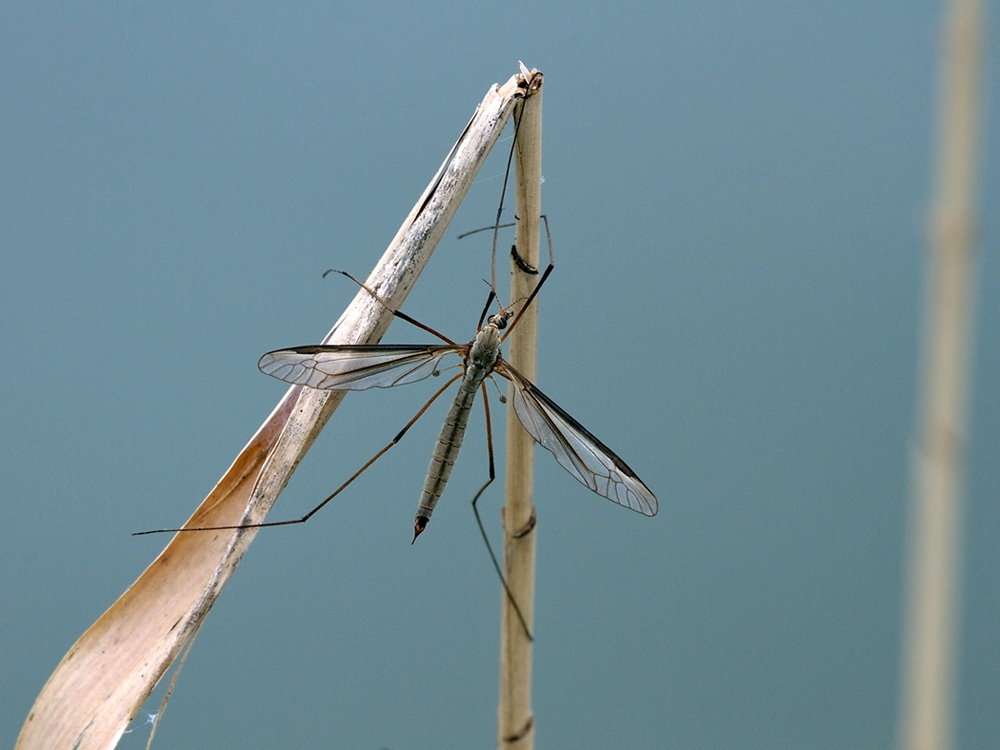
[499,65,543,750]
[18,69,534,750]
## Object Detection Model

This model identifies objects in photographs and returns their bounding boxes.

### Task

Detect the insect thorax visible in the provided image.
[466,325,502,381]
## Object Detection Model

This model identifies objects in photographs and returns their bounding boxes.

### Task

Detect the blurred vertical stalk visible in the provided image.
[900,2,984,749]
[499,66,543,750]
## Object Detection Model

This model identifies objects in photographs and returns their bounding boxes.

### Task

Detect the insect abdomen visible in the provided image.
[413,378,479,539]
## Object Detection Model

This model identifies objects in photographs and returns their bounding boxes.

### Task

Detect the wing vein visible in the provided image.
[497,362,657,516]
[259,344,465,391]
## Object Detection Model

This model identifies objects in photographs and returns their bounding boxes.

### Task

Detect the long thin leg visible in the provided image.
[134,372,464,536]
[490,104,525,292]
[501,214,555,342]
[471,382,534,641]
[456,221,515,241]
[324,268,459,347]
[465,112,524,332]
[476,288,498,331]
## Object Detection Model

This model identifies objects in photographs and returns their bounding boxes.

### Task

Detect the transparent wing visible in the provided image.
[497,362,658,516]
[259,344,464,391]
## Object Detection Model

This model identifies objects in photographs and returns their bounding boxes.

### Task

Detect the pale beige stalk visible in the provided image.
[499,65,543,750]
[18,70,533,750]
[899,2,984,750]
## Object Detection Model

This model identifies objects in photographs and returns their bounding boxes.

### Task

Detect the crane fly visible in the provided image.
[134,115,657,633]
[136,225,658,545]
[256,251,658,544]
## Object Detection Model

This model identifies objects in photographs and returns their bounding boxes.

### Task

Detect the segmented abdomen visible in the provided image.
[414,378,479,529]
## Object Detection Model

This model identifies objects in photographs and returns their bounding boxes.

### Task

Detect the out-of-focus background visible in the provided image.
[2,3,997,748]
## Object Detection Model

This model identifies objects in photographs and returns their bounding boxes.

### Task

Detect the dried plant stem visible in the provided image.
[899,2,984,750]
[499,66,543,750]
[17,70,531,750]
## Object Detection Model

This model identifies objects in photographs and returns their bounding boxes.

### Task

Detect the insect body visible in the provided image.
[415,309,511,538]
[258,283,657,540]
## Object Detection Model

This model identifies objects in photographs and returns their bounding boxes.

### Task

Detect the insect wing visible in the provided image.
[500,363,658,516]
[259,344,463,391]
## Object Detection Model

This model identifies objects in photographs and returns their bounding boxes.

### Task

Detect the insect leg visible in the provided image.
[489,103,525,293]
[501,214,555,341]
[475,287,498,331]
[134,372,464,536]
[510,243,538,275]
[324,268,459,346]
[470,381,534,641]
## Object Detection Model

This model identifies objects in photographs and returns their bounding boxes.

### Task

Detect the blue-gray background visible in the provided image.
[2,3,997,748]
